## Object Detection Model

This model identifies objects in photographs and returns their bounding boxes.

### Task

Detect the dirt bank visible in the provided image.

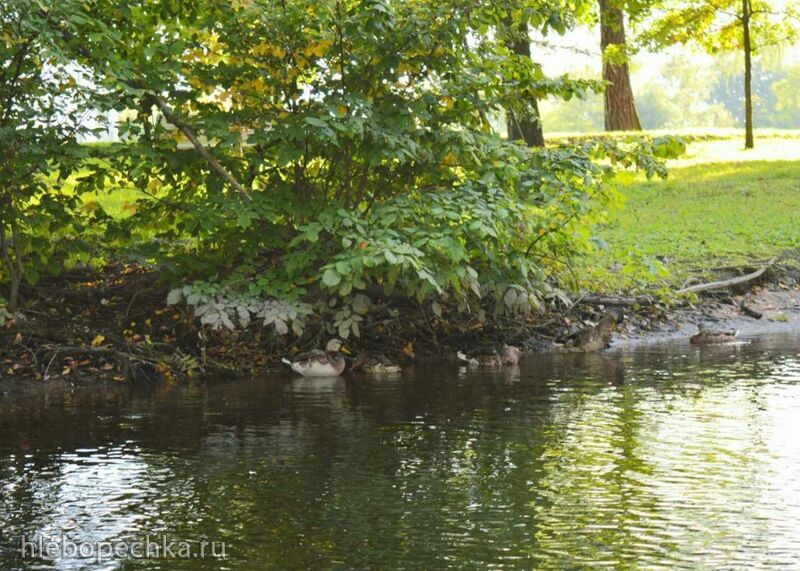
[613,284,800,347]
[2,259,799,383]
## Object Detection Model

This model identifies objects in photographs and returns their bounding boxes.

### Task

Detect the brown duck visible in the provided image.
[690,325,739,345]
[559,309,624,353]
[457,345,521,368]
[352,354,402,375]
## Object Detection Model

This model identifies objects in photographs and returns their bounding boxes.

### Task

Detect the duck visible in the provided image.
[690,325,740,345]
[500,345,521,365]
[352,353,402,375]
[559,308,624,353]
[282,339,347,377]
[457,346,518,368]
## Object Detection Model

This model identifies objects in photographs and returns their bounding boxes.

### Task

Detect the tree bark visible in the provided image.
[599,0,642,131]
[0,193,22,313]
[505,21,545,147]
[742,0,754,149]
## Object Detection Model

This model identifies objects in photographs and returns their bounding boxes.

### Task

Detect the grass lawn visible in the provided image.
[580,141,800,292]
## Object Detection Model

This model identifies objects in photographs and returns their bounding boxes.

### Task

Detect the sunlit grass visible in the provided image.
[579,144,800,292]
[670,137,800,167]
[549,127,800,143]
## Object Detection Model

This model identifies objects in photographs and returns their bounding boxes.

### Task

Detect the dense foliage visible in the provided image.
[1,0,683,338]
[0,0,116,312]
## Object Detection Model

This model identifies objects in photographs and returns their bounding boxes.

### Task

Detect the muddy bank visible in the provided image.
[613,285,800,347]
[2,260,800,383]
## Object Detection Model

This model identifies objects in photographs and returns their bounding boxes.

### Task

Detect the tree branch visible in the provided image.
[146,94,251,200]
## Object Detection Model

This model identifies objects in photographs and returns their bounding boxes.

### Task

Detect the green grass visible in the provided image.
[549,127,800,145]
[580,150,800,292]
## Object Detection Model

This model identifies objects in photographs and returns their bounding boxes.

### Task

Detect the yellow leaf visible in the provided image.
[303,39,333,58]
[91,335,106,347]
[252,42,285,59]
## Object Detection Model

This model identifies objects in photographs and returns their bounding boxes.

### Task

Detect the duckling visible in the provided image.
[690,325,740,345]
[353,354,402,375]
[560,308,624,353]
[282,339,347,377]
[500,345,521,365]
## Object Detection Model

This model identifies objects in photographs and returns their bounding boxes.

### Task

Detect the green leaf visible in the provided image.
[322,268,342,287]
[305,117,328,128]
[167,289,183,305]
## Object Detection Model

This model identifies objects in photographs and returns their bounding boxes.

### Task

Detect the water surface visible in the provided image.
[2,334,800,569]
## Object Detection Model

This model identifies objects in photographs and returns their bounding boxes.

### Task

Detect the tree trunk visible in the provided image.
[505,21,545,147]
[599,0,642,131]
[0,229,21,313]
[742,0,754,149]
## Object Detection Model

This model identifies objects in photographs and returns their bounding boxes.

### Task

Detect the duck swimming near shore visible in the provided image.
[352,353,402,375]
[282,339,347,377]
[559,308,624,353]
[458,345,521,368]
[500,345,521,365]
[690,325,740,345]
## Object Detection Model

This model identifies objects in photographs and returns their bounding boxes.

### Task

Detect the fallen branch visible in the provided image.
[580,294,658,306]
[41,345,157,381]
[677,257,777,295]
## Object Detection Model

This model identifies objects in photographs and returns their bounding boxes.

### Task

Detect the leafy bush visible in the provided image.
[2,0,685,339]
[155,135,682,335]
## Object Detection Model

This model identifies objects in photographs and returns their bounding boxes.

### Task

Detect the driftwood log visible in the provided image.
[677,258,777,295]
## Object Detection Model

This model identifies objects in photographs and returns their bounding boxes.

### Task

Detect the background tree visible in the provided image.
[0,0,109,312]
[643,0,800,148]
[504,19,546,147]
[500,0,596,147]
[599,0,642,131]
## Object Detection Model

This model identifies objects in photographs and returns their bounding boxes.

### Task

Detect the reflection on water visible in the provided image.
[2,334,800,569]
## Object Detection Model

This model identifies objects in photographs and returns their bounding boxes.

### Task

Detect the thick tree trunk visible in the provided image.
[599,0,641,131]
[742,0,754,149]
[505,21,545,147]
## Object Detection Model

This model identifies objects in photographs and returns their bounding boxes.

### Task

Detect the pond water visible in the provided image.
[2,334,800,569]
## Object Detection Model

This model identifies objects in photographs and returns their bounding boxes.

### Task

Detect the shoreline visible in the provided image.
[3,259,800,383]
[611,284,800,349]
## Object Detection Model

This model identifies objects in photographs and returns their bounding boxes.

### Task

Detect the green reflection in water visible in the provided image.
[1,334,800,569]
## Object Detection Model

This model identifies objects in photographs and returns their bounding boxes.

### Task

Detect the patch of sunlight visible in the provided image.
[671,137,800,167]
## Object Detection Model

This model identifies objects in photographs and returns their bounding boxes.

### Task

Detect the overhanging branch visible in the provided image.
[146,94,252,200]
